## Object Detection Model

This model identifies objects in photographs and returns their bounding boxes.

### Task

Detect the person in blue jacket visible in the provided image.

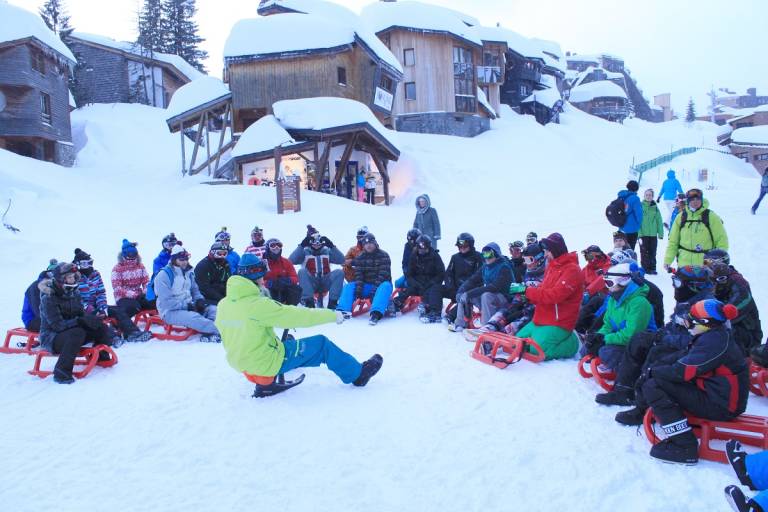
[617,180,643,251]
[657,169,684,227]
[21,259,59,331]
[725,439,768,511]
[153,233,180,275]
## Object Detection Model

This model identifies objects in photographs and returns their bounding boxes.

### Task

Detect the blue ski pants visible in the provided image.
[279,335,362,384]
[337,281,393,314]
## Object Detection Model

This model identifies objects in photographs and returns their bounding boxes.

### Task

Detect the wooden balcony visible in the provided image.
[476,66,503,84]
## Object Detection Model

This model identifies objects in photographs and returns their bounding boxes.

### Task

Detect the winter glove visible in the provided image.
[320,236,334,248]
[584,332,605,356]
[195,299,208,314]
[300,235,312,248]
[187,302,196,312]
[656,196,661,203]
[79,314,102,331]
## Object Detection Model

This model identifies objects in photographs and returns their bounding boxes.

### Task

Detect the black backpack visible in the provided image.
[678,209,714,244]
[605,197,627,227]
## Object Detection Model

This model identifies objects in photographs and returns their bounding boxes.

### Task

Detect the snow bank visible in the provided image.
[522,87,562,108]
[0,1,75,61]
[476,87,496,118]
[231,115,295,158]
[165,77,230,122]
[569,80,628,103]
[732,126,768,146]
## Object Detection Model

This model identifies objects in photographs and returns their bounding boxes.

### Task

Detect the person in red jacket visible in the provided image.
[575,245,612,334]
[263,238,301,305]
[516,232,585,359]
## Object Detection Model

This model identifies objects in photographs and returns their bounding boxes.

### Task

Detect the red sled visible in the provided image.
[2,328,40,354]
[350,299,372,318]
[444,301,481,328]
[391,289,422,314]
[578,355,616,391]
[643,408,768,464]
[469,333,546,368]
[28,344,118,379]
[134,309,196,341]
[749,362,768,397]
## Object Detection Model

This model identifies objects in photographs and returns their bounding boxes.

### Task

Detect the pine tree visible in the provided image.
[135,0,165,105]
[39,0,73,36]
[686,98,696,123]
[161,0,208,72]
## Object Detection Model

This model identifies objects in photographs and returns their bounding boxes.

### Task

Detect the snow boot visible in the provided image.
[447,322,463,333]
[301,298,315,308]
[727,440,757,490]
[327,299,338,310]
[199,333,221,343]
[369,311,383,326]
[649,421,699,465]
[595,385,635,406]
[252,374,305,398]
[725,485,762,512]
[53,368,75,385]
[127,330,152,343]
[615,406,646,426]
[419,312,441,324]
[353,354,383,387]
[110,334,125,349]
[416,303,426,316]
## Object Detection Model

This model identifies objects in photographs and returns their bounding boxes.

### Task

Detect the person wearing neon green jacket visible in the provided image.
[216,254,382,392]
[664,189,728,269]
[638,189,664,274]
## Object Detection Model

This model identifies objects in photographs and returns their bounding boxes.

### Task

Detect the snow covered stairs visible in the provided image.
[643,409,768,464]
[134,310,197,341]
[749,362,768,397]
[578,355,616,391]
[469,333,545,369]
[1,328,39,354]
[28,344,118,380]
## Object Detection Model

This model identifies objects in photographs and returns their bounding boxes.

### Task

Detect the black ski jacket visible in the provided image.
[443,250,483,293]
[194,256,231,304]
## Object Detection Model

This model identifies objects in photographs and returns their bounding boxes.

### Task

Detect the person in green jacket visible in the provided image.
[580,263,653,373]
[216,254,383,397]
[664,188,728,270]
[638,188,664,274]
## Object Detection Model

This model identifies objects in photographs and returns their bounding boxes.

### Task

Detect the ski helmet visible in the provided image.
[704,249,730,266]
[215,227,231,243]
[209,242,229,260]
[604,263,632,289]
[162,233,178,251]
[238,253,268,281]
[673,265,713,292]
[416,234,432,253]
[170,245,190,262]
[356,226,369,241]
[526,232,538,244]
[456,232,475,248]
[407,228,422,243]
[522,242,545,270]
[360,233,377,246]
[509,240,524,252]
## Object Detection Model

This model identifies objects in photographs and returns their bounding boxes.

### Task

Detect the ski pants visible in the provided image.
[116,296,156,318]
[366,189,375,204]
[162,306,218,335]
[746,451,768,509]
[663,200,676,224]
[575,293,606,334]
[625,232,638,251]
[395,275,407,289]
[615,329,681,389]
[395,280,442,314]
[639,236,658,273]
[268,281,302,306]
[753,187,768,213]
[279,335,362,384]
[107,304,140,337]
[454,292,507,328]
[25,317,41,333]
[338,281,393,314]
[516,321,579,360]
[578,342,626,371]
[52,325,112,376]
[639,375,736,427]
[297,268,344,302]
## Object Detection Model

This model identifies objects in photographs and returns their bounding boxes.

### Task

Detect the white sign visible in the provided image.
[373,87,394,111]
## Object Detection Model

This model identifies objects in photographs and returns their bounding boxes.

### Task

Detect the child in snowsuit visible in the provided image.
[639,188,664,274]
[243,226,267,258]
[21,259,58,332]
[575,245,611,334]
[111,239,155,323]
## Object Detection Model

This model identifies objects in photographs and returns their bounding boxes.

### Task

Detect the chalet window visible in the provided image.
[379,75,394,92]
[453,46,475,113]
[337,67,347,86]
[40,92,52,124]
[756,154,768,161]
[483,51,501,68]
[403,48,415,67]
[31,49,46,74]
[405,82,416,101]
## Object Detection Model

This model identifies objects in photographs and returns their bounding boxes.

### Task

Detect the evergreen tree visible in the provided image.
[135,0,165,105]
[161,0,208,72]
[686,98,696,123]
[39,0,73,36]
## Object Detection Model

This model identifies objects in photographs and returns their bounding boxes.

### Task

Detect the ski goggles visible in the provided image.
[523,256,535,265]
[603,276,627,288]
[268,241,283,249]
[456,239,471,247]
[211,249,229,259]
[687,314,714,327]
[481,250,496,260]
[686,190,703,201]
[75,259,93,269]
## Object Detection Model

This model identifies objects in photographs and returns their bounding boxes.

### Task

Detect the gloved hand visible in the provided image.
[300,235,312,248]
[584,332,605,356]
[195,299,208,314]
[335,310,348,324]
[187,302,196,312]
[78,314,102,330]
[656,197,661,203]
[320,236,334,248]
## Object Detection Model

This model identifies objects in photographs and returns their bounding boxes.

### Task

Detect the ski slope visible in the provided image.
[0,103,764,512]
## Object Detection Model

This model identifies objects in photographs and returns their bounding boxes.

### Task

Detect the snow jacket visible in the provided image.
[659,289,715,350]
[38,278,84,350]
[21,271,48,328]
[664,200,728,267]
[352,248,392,295]
[264,254,298,289]
[413,194,441,242]
[153,250,172,275]
[154,265,204,318]
[194,256,231,304]
[617,190,643,234]
[77,269,109,314]
[640,277,665,329]
[761,173,768,190]
[289,245,345,277]
[525,252,584,331]
[406,249,445,289]
[597,282,652,347]
[658,171,684,201]
[458,257,513,300]
[639,200,664,238]
[715,267,763,352]
[343,244,364,282]
[651,324,748,416]
[510,257,526,284]
[226,249,241,275]
[111,255,149,302]
[444,249,484,294]
[583,255,611,297]
[216,276,336,378]
[243,241,267,258]
[401,241,416,275]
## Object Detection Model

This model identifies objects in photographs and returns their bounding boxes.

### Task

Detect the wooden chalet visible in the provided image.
[0,2,76,166]
[223,12,403,132]
[66,33,202,109]
[568,80,629,123]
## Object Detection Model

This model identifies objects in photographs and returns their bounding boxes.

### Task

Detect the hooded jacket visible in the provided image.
[264,253,299,288]
[639,199,664,238]
[658,170,684,201]
[406,248,445,289]
[458,255,513,299]
[77,269,109,314]
[289,245,345,277]
[617,189,643,234]
[597,282,652,346]
[343,244,364,282]
[664,199,728,266]
[412,194,441,242]
[111,254,149,302]
[216,276,336,377]
[194,256,231,303]
[154,264,204,317]
[715,267,762,352]
[583,255,611,297]
[22,271,50,328]
[525,252,584,330]
[38,278,84,350]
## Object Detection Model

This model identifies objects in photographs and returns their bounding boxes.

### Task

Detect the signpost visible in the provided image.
[276,175,301,214]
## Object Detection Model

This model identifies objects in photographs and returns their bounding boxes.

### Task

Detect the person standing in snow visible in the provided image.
[615,180,643,250]
[111,239,155,320]
[413,194,441,250]
[357,171,366,202]
[364,174,377,204]
[214,227,240,274]
[657,169,684,226]
[752,171,768,215]
[663,188,728,270]
[639,188,664,274]
[21,259,59,332]
[243,226,267,258]
[216,254,383,397]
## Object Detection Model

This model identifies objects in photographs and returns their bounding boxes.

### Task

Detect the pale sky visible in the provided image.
[10,0,768,114]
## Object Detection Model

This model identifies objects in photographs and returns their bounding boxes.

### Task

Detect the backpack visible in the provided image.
[605,197,627,227]
[678,209,714,244]
[146,266,174,301]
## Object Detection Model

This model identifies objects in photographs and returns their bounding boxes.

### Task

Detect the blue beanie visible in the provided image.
[121,239,138,258]
[238,253,268,280]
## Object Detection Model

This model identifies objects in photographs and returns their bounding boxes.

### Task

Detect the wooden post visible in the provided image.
[188,113,206,172]
[316,139,332,192]
[205,112,212,176]
[371,152,391,206]
[333,132,359,189]
[179,120,186,175]
[212,102,231,176]
[273,146,282,183]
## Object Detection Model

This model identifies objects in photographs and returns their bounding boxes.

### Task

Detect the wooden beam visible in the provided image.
[188,113,206,172]
[273,146,283,182]
[179,120,186,175]
[371,152,391,206]
[212,102,231,175]
[316,139,332,192]
[189,139,237,175]
[333,132,359,188]
[204,112,212,176]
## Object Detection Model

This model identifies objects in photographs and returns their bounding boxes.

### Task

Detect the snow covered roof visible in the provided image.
[475,26,540,60]
[68,32,204,81]
[231,115,296,158]
[731,126,768,146]
[361,1,482,47]
[0,1,75,62]
[530,38,566,72]
[476,87,496,119]
[569,80,627,103]
[522,87,563,109]
[566,54,600,64]
[224,13,402,74]
[273,97,399,153]
[165,77,231,123]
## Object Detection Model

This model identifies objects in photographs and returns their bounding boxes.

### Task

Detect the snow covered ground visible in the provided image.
[0,103,765,512]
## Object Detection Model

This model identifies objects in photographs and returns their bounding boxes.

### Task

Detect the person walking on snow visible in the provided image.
[616,180,643,250]
[216,254,383,397]
[664,188,728,270]
[752,171,768,215]
[413,194,441,250]
[639,188,664,274]
[657,169,684,226]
